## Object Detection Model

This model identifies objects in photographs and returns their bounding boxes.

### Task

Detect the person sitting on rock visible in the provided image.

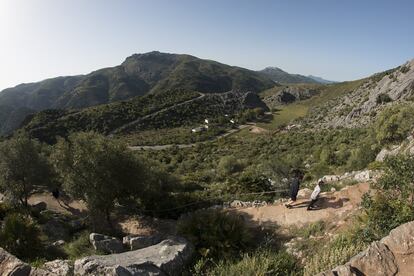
[307,179,324,210]
[285,169,303,209]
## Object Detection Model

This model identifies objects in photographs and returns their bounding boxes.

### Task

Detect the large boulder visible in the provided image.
[75,237,194,276]
[0,247,31,276]
[123,235,163,251]
[348,241,398,276]
[297,188,312,199]
[381,221,414,255]
[89,233,124,254]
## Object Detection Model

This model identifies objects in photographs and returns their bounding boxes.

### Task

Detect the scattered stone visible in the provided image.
[0,247,31,276]
[89,233,124,254]
[330,187,336,192]
[75,237,194,276]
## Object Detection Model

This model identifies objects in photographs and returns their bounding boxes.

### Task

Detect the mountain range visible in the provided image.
[0,51,332,136]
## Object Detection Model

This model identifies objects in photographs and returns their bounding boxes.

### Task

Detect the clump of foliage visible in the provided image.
[51,132,148,229]
[376,93,392,104]
[177,209,253,260]
[362,155,414,240]
[374,104,414,144]
[303,234,365,276]
[0,213,42,260]
[0,133,53,207]
[201,249,301,276]
[63,231,98,260]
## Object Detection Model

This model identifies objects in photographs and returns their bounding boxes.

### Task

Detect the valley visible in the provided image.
[1,52,414,276]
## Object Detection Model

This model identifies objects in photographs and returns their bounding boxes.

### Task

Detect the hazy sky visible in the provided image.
[1,0,413,91]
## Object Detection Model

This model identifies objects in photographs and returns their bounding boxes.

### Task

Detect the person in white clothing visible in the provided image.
[307,179,324,210]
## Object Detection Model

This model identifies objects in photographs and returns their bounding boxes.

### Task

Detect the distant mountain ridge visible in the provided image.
[0,51,277,135]
[0,51,333,136]
[307,75,337,84]
[259,67,319,84]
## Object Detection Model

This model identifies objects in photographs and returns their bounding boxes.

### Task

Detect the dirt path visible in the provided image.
[232,182,370,228]
[110,93,206,135]
[28,192,87,216]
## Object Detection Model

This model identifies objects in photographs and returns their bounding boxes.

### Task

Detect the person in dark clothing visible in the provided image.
[285,170,303,208]
[52,188,60,199]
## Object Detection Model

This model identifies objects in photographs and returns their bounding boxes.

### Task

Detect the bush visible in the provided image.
[376,93,392,104]
[203,249,301,276]
[63,231,97,260]
[217,156,245,176]
[0,213,42,260]
[375,104,414,144]
[177,209,253,260]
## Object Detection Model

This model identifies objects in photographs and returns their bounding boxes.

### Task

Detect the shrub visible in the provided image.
[0,213,42,260]
[375,104,414,144]
[63,231,97,260]
[217,156,245,176]
[376,93,392,104]
[204,250,301,276]
[177,209,253,260]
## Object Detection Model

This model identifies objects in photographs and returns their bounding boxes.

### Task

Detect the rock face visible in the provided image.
[30,201,47,213]
[123,235,163,251]
[89,233,124,254]
[376,135,414,162]
[317,221,414,276]
[75,237,194,276]
[0,247,31,276]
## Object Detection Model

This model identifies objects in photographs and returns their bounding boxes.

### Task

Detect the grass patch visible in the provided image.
[63,231,98,260]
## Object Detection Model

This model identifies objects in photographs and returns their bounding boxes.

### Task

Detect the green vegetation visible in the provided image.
[0,213,42,260]
[63,231,99,260]
[374,104,414,145]
[204,250,301,276]
[178,209,253,259]
[0,133,53,206]
[362,155,414,240]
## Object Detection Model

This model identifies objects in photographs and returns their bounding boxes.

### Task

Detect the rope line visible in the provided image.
[142,188,289,213]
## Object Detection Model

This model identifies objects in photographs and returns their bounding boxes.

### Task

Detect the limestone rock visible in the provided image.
[123,235,162,251]
[381,221,414,255]
[316,264,357,276]
[0,247,31,276]
[75,237,194,276]
[30,260,73,276]
[89,233,124,254]
[297,188,312,199]
[348,241,398,276]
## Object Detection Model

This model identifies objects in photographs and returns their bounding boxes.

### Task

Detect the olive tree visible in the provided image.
[51,132,146,228]
[0,133,52,207]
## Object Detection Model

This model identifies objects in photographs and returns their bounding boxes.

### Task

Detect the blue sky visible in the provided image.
[0,0,413,90]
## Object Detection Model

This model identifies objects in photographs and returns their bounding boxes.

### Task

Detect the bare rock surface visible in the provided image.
[0,247,31,276]
[75,236,194,275]
[318,220,414,275]
[89,233,124,254]
[30,260,73,276]
[123,234,163,251]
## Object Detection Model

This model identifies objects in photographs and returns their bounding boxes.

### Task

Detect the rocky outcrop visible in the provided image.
[75,237,194,275]
[376,135,414,161]
[318,221,414,275]
[306,59,414,129]
[89,233,124,254]
[0,247,31,276]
